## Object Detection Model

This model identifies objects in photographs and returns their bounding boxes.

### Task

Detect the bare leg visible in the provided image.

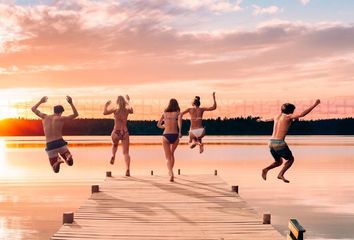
[111,133,120,164]
[49,156,64,173]
[188,132,193,144]
[197,131,205,153]
[162,137,173,181]
[262,159,283,180]
[171,138,179,169]
[59,148,73,166]
[189,132,197,149]
[197,137,204,154]
[122,135,131,176]
[277,158,294,183]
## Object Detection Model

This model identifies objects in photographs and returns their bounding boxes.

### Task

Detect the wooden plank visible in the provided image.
[52,174,284,240]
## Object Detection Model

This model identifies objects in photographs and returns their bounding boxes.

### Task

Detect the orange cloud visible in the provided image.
[0,1,353,120]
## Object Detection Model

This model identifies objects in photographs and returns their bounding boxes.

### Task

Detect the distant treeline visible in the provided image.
[0,117,353,136]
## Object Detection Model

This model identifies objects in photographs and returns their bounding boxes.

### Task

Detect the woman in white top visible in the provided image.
[179,92,216,153]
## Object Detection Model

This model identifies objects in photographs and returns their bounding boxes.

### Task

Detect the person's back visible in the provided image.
[103,95,133,173]
[163,111,179,133]
[262,100,320,183]
[189,107,204,129]
[157,98,182,182]
[113,109,129,131]
[42,115,65,142]
[31,96,78,173]
[180,93,217,153]
[271,113,292,140]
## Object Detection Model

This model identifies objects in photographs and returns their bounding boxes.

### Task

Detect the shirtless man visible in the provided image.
[31,96,79,173]
[261,99,321,183]
[179,92,217,153]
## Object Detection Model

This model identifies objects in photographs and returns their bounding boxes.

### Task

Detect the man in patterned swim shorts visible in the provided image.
[260,99,321,183]
[31,96,79,173]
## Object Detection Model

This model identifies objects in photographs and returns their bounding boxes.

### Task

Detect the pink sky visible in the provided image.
[0,1,353,119]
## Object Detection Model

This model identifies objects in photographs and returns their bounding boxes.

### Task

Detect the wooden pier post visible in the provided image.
[288,219,306,240]
[106,171,112,177]
[214,170,218,176]
[178,169,181,175]
[91,185,99,193]
[63,212,74,224]
[151,170,154,175]
[231,185,239,193]
[263,213,271,224]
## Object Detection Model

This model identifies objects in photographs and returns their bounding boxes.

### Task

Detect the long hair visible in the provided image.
[165,98,180,112]
[116,96,127,114]
[193,96,201,107]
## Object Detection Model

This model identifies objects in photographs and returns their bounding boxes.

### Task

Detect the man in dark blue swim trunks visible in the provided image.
[260,99,320,183]
[31,96,79,173]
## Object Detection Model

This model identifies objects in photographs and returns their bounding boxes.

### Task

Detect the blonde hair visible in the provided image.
[116,96,127,114]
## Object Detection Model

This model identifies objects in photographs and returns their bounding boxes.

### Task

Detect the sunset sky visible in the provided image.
[0,0,353,119]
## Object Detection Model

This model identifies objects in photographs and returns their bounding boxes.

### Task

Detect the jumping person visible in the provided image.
[103,95,133,176]
[261,99,321,183]
[179,92,217,153]
[157,99,182,182]
[31,96,78,173]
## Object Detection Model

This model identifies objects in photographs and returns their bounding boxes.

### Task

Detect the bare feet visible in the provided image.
[199,143,204,154]
[277,175,290,183]
[65,157,73,166]
[52,159,65,173]
[190,141,197,149]
[125,169,130,177]
[262,169,267,180]
[110,156,115,165]
[170,175,174,182]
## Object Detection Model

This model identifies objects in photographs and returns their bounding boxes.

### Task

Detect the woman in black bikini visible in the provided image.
[103,95,133,176]
[157,99,182,182]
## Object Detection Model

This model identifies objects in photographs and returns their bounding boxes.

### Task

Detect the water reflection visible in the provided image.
[0,216,37,240]
[0,136,353,239]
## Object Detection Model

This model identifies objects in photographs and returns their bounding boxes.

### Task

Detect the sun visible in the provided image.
[0,100,18,119]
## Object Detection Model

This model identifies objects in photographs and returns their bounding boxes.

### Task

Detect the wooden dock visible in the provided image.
[52,174,284,240]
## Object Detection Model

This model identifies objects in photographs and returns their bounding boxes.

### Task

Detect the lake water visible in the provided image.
[0,136,353,240]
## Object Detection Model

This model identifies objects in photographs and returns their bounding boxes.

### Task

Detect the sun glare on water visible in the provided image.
[0,139,8,173]
[0,139,25,180]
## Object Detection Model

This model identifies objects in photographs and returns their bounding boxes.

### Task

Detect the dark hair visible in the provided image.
[281,103,296,114]
[54,105,64,114]
[193,96,201,107]
[165,98,180,112]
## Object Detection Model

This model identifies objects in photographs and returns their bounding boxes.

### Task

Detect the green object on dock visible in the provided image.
[288,219,306,240]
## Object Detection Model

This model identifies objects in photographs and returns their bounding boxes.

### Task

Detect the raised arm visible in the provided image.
[178,112,183,138]
[31,96,48,119]
[103,100,115,115]
[256,117,274,122]
[179,108,190,118]
[178,109,190,137]
[203,92,217,111]
[125,95,133,114]
[62,96,79,120]
[157,114,165,129]
[290,99,321,120]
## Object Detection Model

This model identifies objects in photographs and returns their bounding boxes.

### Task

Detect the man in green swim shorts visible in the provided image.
[261,99,321,183]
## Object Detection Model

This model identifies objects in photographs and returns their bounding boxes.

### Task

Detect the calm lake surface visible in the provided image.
[0,135,353,240]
